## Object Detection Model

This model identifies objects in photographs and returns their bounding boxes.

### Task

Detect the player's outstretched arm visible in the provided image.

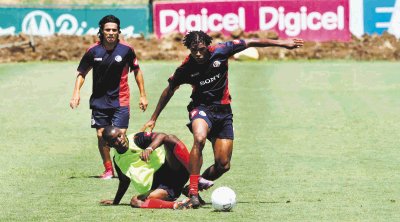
[69,73,85,109]
[141,85,177,132]
[134,69,148,112]
[100,163,130,205]
[246,38,304,50]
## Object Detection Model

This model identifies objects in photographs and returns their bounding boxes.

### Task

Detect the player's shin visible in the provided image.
[140,199,175,209]
[173,141,190,171]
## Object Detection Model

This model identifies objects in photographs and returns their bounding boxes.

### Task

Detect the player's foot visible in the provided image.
[181,186,206,206]
[174,199,192,210]
[100,169,114,179]
[198,177,214,191]
[189,194,201,209]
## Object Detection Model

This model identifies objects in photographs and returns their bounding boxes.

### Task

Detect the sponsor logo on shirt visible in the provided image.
[213,61,221,67]
[115,55,122,62]
[94,58,102,61]
[200,73,221,86]
[191,72,200,77]
[190,109,198,118]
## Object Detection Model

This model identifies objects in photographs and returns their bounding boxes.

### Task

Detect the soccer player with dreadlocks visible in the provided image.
[142,31,304,208]
[70,15,148,179]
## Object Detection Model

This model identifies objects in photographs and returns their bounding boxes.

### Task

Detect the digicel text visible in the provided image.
[159,8,245,33]
[158,5,345,36]
[259,6,345,36]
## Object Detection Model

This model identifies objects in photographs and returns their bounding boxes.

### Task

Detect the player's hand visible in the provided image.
[140,148,153,162]
[69,94,80,109]
[139,96,148,112]
[141,120,156,132]
[100,199,115,205]
[282,38,304,50]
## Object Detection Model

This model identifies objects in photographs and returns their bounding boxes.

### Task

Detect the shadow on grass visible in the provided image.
[68,175,118,179]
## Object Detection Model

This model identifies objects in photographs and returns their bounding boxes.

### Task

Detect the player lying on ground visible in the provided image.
[100,126,213,209]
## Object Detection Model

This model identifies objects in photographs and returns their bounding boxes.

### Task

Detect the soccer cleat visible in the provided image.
[181,186,206,206]
[197,194,206,206]
[189,194,201,209]
[198,177,214,191]
[100,169,114,179]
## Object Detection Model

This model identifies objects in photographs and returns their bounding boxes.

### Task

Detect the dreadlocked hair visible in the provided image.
[183,31,213,49]
[97,15,121,43]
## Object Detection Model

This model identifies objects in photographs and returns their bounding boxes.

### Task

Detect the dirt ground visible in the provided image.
[1,30,400,63]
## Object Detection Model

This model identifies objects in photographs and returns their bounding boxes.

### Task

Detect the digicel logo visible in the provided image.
[159,8,245,33]
[158,5,345,37]
[260,6,345,36]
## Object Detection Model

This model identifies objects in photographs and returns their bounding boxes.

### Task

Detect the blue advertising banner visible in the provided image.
[0,6,150,37]
[363,0,400,36]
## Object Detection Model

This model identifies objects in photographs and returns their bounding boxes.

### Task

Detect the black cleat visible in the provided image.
[181,186,206,206]
[197,194,206,206]
[189,194,201,209]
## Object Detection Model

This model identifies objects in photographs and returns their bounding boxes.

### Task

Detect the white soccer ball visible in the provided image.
[211,186,236,211]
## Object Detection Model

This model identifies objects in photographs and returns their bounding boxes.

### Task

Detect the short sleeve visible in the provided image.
[168,56,190,89]
[127,48,140,72]
[225,39,248,57]
[77,50,94,75]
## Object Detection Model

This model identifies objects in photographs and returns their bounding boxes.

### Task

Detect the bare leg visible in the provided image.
[97,128,126,178]
[190,118,209,176]
[131,189,182,209]
[96,128,111,164]
[201,138,233,181]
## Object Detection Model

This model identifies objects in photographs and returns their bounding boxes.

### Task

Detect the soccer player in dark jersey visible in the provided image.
[69,15,148,179]
[99,126,213,209]
[142,31,304,208]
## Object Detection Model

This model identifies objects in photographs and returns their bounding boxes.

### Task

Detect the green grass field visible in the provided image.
[0,61,399,221]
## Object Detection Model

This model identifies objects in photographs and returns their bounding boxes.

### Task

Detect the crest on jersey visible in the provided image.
[233,39,241,44]
[199,111,206,117]
[115,55,122,62]
[213,61,221,67]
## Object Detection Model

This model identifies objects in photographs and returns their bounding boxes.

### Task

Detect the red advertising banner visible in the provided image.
[153,0,350,41]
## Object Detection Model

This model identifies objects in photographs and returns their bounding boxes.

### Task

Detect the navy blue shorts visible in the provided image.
[91,106,130,128]
[151,163,189,201]
[187,104,234,141]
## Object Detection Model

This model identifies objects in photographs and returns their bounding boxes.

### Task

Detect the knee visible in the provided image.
[215,160,231,173]
[96,130,103,140]
[193,135,207,148]
[167,134,178,140]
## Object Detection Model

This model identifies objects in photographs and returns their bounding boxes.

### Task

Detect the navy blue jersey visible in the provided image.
[77,41,140,109]
[168,40,247,106]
